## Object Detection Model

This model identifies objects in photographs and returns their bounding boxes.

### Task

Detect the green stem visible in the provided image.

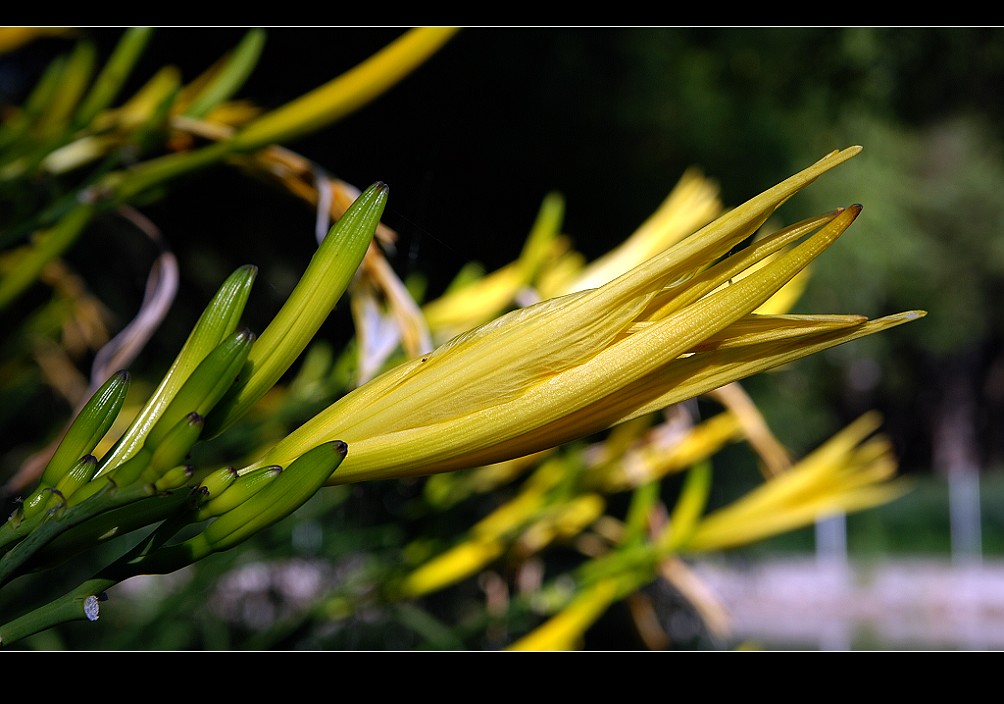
[0,513,204,647]
[103,140,234,204]
[25,489,195,574]
[0,583,110,647]
[0,483,190,587]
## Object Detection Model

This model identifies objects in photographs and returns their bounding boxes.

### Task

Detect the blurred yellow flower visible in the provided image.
[679,411,907,552]
[537,166,722,298]
[506,411,904,651]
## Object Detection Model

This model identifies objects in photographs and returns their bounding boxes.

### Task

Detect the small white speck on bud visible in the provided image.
[83,595,100,622]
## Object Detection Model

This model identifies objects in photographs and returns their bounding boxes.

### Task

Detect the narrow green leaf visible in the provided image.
[74,27,154,127]
[183,28,266,119]
[657,460,713,553]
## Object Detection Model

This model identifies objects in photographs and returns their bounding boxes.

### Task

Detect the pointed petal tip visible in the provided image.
[821,145,863,168]
[842,203,863,218]
[883,309,927,324]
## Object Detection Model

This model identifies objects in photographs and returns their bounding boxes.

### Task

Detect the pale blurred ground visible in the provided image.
[692,556,1004,650]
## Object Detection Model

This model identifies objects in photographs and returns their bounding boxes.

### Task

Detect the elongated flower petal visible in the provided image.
[507,577,623,651]
[422,191,565,341]
[540,167,721,298]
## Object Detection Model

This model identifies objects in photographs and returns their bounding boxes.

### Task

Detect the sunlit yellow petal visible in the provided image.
[588,412,742,493]
[396,537,507,599]
[599,311,925,430]
[422,191,565,341]
[543,167,721,297]
[680,413,911,552]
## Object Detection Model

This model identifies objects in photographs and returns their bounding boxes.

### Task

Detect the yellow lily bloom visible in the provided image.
[398,406,740,599]
[508,412,903,650]
[537,166,722,298]
[586,410,744,493]
[243,147,925,486]
[421,191,566,343]
[396,492,605,599]
[680,411,908,552]
[420,167,719,343]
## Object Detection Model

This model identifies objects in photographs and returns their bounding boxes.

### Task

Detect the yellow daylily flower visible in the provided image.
[420,167,719,344]
[396,492,605,599]
[421,191,566,343]
[679,411,908,552]
[586,410,743,493]
[508,411,903,650]
[537,166,722,298]
[242,147,925,486]
[394,454,571,598]
[399,409,738,599]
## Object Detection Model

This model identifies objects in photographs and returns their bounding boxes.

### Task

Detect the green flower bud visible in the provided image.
[200,441,347,551]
